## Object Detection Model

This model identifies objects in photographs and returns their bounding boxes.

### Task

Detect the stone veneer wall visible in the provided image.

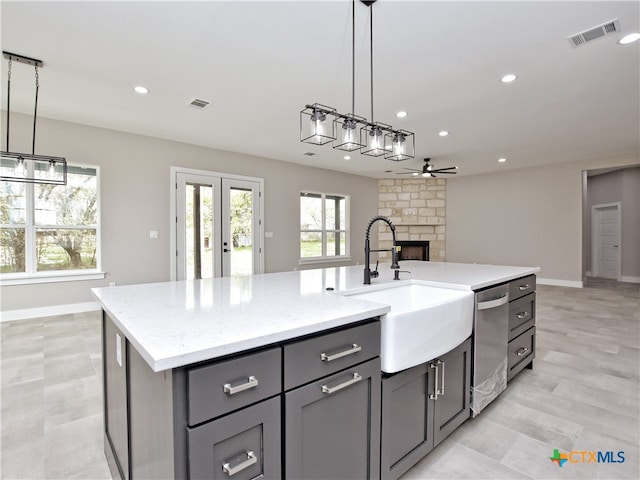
[377,178,447,262]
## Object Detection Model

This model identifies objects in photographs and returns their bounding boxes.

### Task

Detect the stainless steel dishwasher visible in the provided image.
[471,283,509,416]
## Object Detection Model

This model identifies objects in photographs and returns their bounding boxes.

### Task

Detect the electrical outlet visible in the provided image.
[149,230,158,239]
[109,282,116,287]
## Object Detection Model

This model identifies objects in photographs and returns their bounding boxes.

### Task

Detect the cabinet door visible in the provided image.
[380,363,435,480]
[285,358,381,480]
[187,396,281,480]
[433,338,471,447]
[103,314,129,480]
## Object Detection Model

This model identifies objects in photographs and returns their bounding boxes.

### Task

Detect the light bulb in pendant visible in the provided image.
[393,132,406,157]
[342,118,358,148]
[48,160,56,178]
[14,157,26,177]
[310,109,327,144]
[370,127,383,153]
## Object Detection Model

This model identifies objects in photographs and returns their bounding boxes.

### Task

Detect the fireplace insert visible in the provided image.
[396,241,429,261]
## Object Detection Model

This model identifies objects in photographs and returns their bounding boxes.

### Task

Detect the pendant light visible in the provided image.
[300,0,414,161]
[1,51,67,185]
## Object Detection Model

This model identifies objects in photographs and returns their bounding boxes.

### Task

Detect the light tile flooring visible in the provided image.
[1,279,638,479]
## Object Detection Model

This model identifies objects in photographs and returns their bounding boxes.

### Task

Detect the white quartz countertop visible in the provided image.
[92,261,539,372]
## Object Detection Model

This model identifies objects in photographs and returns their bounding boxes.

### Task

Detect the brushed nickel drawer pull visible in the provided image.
[518,284,530,291]
[222,450,257,476]
[321,372,362,394]
[517,347,529,357]
[320,343,361,362]
[223,376,259,395]
[516,311,528,319]
[429,362,439,400]
[437,359,445,396]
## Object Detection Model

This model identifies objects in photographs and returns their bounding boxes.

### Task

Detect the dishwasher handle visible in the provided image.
[477,293,509,310]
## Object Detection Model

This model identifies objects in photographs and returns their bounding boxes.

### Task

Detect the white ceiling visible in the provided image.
[1,0,639,178]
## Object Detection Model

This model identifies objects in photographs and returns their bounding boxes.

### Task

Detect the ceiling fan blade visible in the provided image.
[403,167,420,172]
[432,170,457,174]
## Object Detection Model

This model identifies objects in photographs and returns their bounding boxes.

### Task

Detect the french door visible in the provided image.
[173,168,263,280]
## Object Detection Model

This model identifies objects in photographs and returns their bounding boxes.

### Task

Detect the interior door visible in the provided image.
[592,204,620,279]
[175,170,263,280]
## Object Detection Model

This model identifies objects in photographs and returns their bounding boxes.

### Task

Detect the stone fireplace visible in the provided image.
[377,178,446,262]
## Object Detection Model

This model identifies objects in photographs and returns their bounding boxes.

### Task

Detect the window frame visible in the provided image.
[299,191,351,265]
[0,163,104,285]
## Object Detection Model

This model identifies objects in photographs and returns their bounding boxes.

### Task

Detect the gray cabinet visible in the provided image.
[285,359,381,480]
[380,337,471,480]
[284,321,381,480]
[102,313,381,480]
[507,275,536,381]
[188,396,281,479]
[103,315,129,480]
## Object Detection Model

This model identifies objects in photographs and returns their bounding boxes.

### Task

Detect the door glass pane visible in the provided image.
[229,188,253,276]
[185,183,214,280]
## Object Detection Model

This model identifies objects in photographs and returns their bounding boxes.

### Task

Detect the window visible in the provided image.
[0,165,101,283]
[300,192,349,262]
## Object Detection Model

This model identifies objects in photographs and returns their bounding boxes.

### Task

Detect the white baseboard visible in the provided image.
[537,278,584,288]
[620,276,640,284]
[0,302,101,323]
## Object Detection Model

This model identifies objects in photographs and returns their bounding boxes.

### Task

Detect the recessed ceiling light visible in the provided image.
[498,157,507,163]
[619,33,640,45]
[500,74,517,83]
[344,155,351,160]
[134,85,149,94]
[396,111,408,118]
[438,131,449,137]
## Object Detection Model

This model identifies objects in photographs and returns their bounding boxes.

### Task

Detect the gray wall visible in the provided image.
[585,167,640,279]
[0,114,378,311]
[446,156,640,284]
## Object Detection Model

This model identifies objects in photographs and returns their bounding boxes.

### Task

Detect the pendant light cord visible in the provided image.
[369,2,374,123]
[32,66,39,155]
[5,59,11,151]
[351,0,355,116]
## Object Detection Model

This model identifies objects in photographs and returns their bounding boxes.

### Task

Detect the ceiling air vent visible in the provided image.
[568,19,620,48]
[189,98,210,109]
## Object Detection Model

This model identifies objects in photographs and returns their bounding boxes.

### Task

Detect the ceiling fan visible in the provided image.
[396,158,458,178]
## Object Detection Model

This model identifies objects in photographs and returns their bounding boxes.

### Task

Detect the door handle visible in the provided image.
[477,294,509,310]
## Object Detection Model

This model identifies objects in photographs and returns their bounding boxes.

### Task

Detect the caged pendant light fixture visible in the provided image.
[1,51,67,185]
[300,0,414,161]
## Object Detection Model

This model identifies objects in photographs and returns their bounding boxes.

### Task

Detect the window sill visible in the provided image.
[0,271,106,286]
[299,256,352,266]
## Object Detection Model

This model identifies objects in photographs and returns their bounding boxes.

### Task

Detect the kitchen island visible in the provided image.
[93,261,539,480]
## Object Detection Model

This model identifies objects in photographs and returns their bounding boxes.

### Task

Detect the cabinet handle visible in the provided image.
[321,372,362,394]
[222,450,257,476]
[518,284,530,291]
[437,360,445,396]
[516,311,528,319]
[477,294,509,310]
[223,376,259,395]
[517,347,529,357]
[320,343,361,362]
[429,362,439,400]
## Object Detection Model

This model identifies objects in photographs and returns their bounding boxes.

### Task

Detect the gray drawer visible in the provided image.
[509,275,536,302]
[508,293,535,341]
[187,396,281,480]
[187,347,281,426]
[507,326,535,381]
[284,320,380,390]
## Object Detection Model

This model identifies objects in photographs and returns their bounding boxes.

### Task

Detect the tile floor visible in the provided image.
[1,279,638,479]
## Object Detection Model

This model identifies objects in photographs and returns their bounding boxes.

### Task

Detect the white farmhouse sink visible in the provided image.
[344,284,474,373]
